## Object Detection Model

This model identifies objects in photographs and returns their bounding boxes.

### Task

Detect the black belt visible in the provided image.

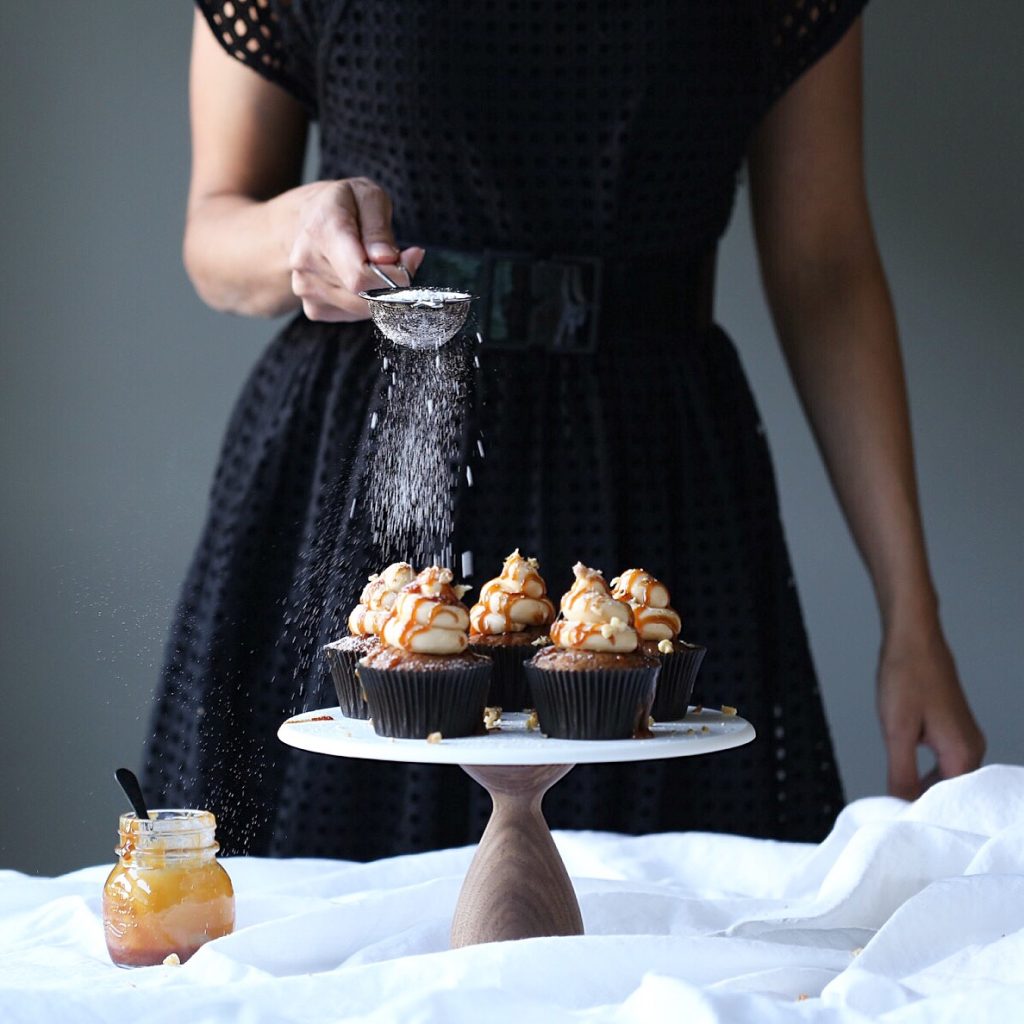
[413,246,716,353]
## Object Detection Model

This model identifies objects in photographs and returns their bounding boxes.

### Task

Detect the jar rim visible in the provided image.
[119,808,217,835]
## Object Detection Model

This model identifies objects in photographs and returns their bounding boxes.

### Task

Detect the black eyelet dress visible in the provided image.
[144,0,865,858]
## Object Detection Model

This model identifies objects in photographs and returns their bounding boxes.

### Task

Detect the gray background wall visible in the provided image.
[1,3,1020,875]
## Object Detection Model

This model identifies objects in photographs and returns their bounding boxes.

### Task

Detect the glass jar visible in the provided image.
[102,809,235,967]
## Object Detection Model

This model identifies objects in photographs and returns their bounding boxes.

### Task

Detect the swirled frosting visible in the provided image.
[610,568,682,642]
[549,562,638,653]
[380,566,471,655]
[469,549,556,635]
[347,562,416,636]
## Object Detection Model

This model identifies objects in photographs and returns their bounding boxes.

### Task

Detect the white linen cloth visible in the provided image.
[2,765,1023,1023]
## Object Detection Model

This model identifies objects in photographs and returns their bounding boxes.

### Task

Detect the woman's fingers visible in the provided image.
[884,727,923,801]
[301,250,425,321]
[349,177,398,264]
[292,270,349,321]
[318,185,373,294]
[878,626,986,803]
[400,246,426,279]
[289,179,426,321]
[287,180,379,319]
[292,268,371,321]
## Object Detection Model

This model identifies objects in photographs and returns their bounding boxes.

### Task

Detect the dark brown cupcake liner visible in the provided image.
[322,642,371,720]
[469,642,533,710]
[650,643,707,722]
[358,662,492,738]
[523,663,659,739]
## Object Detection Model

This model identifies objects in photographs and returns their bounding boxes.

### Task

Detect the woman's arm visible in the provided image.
[184,12,422,319]
[747,21,984,799]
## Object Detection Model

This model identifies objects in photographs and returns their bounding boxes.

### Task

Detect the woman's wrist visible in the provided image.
[878,579,942,648]
[184,187,310,318]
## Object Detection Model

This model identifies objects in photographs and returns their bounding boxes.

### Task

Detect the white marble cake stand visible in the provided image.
[279,708,755,947]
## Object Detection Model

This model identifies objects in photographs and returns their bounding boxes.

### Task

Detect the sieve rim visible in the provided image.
[358,286,476,305]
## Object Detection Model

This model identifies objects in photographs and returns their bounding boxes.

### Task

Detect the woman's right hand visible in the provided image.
[288,178,425,323]
[186,17,424,319]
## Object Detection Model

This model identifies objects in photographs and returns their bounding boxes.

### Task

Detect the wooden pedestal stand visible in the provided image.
[451,763,582,946]
[279,708,754,948]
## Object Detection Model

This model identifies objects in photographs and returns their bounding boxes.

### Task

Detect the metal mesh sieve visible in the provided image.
[359,286,475,350]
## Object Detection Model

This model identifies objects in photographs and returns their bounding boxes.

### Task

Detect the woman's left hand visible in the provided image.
[877,619,986,801]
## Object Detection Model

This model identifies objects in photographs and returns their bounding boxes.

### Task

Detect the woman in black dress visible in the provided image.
[144,1,984,859]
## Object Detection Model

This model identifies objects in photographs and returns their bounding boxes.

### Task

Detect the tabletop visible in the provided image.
[2,764,1023,1023]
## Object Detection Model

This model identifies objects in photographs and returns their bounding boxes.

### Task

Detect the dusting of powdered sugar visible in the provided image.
[370,287,471,308]
[364,337,474,566]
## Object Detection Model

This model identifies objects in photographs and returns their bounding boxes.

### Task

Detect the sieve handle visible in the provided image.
[365,262,410,289]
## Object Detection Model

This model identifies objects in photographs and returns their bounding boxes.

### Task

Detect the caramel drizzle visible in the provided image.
[562,586,613,616]
[350,563,415,637]
[398,596,447,648]
[390,576,470,650]
[470,600,515,635]
[613,568,660,606]
[498,563,545,597]
[348,606,376,636]
[635,608,680,631]
[469,564,554,635]
[551,619,624,649]
[470,590,555,634]
[613,569,680,640]
[561,590,632,625]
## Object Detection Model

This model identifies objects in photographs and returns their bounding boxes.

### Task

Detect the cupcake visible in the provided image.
[359,566,492,738]
[524,563,659,739]
[611,568,706,721]
[322,562,415,719]
[468,549,556,709]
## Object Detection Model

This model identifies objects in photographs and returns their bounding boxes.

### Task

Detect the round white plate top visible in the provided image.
[278,708,755,766]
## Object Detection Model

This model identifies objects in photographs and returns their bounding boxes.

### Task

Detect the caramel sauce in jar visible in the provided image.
[102,809,234,967]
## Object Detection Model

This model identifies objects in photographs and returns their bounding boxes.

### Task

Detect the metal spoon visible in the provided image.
[114,767,151,821]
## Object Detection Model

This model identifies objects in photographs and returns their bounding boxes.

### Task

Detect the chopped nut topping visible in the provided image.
[657,638,674,655]
[483,706,502,730]
[648,716,656,728]
[721,705,737,716]
[700,725,710,733]
[525,710,540,731]
[367,573,379,582]
[692,704,703,715]
[532,635,550,646]
[453,584,472,599]
[600,619,628,638]
[163,953,181,966]
[426,731,442,744]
